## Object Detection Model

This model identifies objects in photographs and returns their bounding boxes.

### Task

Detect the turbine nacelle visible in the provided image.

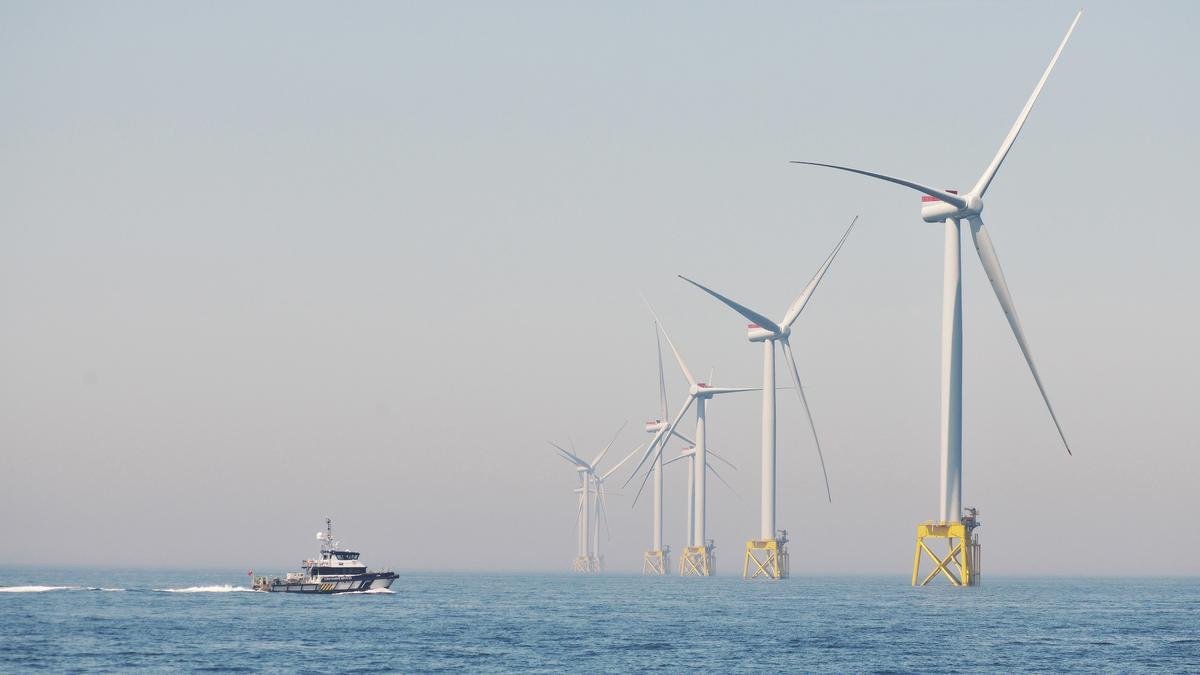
[746,323,784,342]
[645,419,666,433]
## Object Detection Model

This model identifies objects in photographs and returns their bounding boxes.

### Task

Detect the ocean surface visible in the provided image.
[1,569,1197,673]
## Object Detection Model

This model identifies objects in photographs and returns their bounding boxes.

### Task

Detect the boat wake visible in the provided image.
[155,585,258,593]
[0,586,126,593]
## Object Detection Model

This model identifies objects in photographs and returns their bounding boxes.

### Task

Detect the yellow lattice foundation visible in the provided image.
[679,543,715,576]
[911,522,981,586]
[572,555,601,573]
[743,535,789,579]
[643,548,670,575]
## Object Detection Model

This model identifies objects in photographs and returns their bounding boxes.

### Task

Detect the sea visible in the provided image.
[1,569,1197,673]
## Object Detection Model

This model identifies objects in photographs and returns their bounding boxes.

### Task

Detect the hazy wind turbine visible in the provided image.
[639,323,675,573]
[626,311,757,575]
[590,442,645,568]
[552,424,631,572]
[792,10,1080,585]
[679,215,856,578]
[659,446,741,548]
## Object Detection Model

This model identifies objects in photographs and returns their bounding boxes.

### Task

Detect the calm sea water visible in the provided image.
[1,569,1197,673]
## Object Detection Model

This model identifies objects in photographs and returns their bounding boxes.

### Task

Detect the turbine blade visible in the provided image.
[601,442,647,481]
[626,429,664,488]
[707,448,738,471]
[631,457,656,507]
[591,420,628,468]
[572,491,584,533]
[662,453,689,468]
[702,386,760,395]
[677,276,781,334]
[971,10,1082,197]
[623,395,695,487]
[968,216,1071,454]
[781,215,859,330]
[656,323,669,420]
[669,429,695,447]
[549,442,589,468]
[597,482,612,541]
[642,298,696,386]
[781,338,832,502]
[790,162,967,209]
[707,462,746,505]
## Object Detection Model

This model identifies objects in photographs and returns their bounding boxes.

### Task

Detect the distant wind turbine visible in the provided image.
[679,216,856,571]
[626,308,757,575]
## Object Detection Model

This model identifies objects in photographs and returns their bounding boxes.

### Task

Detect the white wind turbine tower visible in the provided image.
[590,443,645,571]
[639,445,740,550]
[635,340,740,576]
[793,10,1081,586]
[679,216,857,579]
[640,323,675,575]
[552,427,641,573]
[626,312,757,576]
[637,323,732,574]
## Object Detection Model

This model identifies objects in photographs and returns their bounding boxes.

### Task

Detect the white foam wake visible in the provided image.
[339,587,396,595]
[0,585,82,593]
[155,584,257,593]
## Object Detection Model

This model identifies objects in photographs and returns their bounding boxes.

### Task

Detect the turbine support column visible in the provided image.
[652,452,663,551]
[761,340,777,540]
[681,398,715,577]
[644,446,668,575]
[939,218,964,524]
[572,472,599,572]
[685,456,695,548]
[693,397,708,550]
[744,341,788,579]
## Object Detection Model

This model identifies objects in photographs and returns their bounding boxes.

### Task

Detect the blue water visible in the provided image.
[1,569,1197,673]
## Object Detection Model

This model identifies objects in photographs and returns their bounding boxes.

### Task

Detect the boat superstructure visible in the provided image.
[252,517,397,593]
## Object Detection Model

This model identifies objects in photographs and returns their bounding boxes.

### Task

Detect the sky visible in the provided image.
[1,0,1197,575]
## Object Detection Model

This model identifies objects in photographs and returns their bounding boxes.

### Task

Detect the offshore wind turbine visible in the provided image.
[793,10,1081,586]
[633,427,739,574]
[626,312,757,576]
[679,216,857,579]
[552,424,635,572]
[640,323,675,575]
[637,323,734,574]
[654,446,740,549]
[590,442,645,570]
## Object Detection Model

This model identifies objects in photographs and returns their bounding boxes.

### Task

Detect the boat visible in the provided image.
[252,517,397,593]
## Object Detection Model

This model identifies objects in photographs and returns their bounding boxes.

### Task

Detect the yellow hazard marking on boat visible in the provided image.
[320,583,332,592]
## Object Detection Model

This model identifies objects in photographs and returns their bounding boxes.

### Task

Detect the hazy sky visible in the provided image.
[2,1,1197,575]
